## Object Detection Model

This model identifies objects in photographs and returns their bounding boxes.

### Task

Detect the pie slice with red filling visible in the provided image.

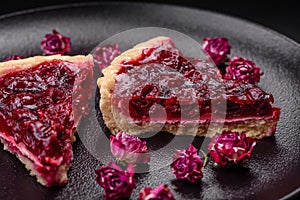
[97,37,280,138]
[0,55,93,187]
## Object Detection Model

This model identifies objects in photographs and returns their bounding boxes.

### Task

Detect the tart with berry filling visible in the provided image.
[0,55,93,187]
[97,37,280,138]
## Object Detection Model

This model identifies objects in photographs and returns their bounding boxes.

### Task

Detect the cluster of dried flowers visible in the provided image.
[95,130,257,199]
[202,37,262,84]
[2,31,261,199]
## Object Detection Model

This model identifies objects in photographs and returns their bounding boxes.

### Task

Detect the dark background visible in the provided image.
[0,0,299,44]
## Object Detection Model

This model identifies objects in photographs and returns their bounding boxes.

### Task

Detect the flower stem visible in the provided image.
[199,149,209,170]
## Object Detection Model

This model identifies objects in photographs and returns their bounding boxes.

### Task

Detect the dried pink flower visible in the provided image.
[110,132,150,164]
[170,144,203,183]
[138,184,175,200]
[41,29,71,55]
[93,44,120,71]
[209,131,257,166]
[202,37,231,65]
[95,162,136,200]
[3,55,25,62]
[223,56,262,84]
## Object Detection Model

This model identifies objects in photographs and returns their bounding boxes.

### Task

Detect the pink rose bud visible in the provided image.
[139,184,175,200]
[223,56,262,84]
[93,43,120,71]
[41,29,71,55]
[202,37,231,66]
[209,131,257,166]
[110,132,151,164]
[170,144,203,183]
[95,162,136,200]
[3,55,25,62]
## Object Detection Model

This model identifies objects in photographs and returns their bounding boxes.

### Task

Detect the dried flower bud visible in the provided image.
[223,57,262,84]
[93,44,120,71]
[139,184,175,200]
[202,37,231,66]
[110,132,150,164]
[95,162,136,200]
[170,144,203,183]
[3,55,25,62]
[41,29,71,55]
[209,131,257,166]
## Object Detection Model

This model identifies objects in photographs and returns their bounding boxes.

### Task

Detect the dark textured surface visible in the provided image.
[0,2,299,200]
[0,1,299,45]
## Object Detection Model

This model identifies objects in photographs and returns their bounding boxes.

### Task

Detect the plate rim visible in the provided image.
[0,1,299,50]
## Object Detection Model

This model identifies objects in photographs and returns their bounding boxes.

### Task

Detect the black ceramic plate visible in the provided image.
[0,2,300,200]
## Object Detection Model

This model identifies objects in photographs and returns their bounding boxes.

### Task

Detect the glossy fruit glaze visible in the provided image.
[0,59,92,185]
[113,45,274,122]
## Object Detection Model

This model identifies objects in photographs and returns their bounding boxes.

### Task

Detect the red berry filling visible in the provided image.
[112,45,274,122]
[0,59,91,186]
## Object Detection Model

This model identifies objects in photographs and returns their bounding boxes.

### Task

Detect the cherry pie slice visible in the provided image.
[97,37,280,138]
[0,55,93,187]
